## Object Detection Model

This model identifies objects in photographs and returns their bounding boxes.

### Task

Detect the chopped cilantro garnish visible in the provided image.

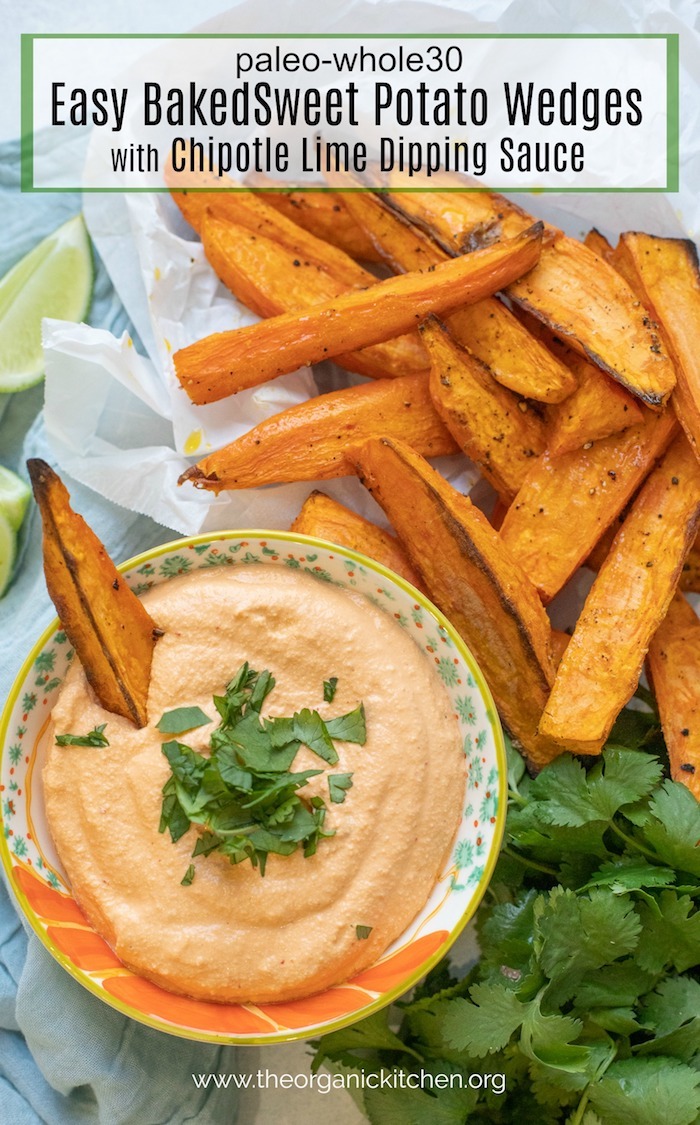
[159,665,365,882]
[328,773,354,804]
[156,706,212,734]
[181,864,195,886]
[55,723,109,747]
[326,703,366,744]
[355,925,373,940]
[323,677,338,703]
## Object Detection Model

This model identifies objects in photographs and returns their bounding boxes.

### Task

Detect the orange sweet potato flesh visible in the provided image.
[584,228,616,263]
[350,436,561,770]
[382,187,549,253]
[680,541,700,593]
[615,232,700,461]
[511,306,644,454]
[539,434,700,755]
[170,171,381,290]
[179,373,457,492]
[341,188,575,404]
[173,223,544,404]
[421,317,545,501]
[200,215,427,380]
[27,459,158,728]
[546,349,645,456]
[290,490,425,591]
[506,236,677,410]
[647,592,700,800]
[500,409,678,604]
[248,175,383,262]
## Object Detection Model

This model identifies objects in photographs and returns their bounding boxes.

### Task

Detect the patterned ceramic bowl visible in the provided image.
[0,531,506,1044]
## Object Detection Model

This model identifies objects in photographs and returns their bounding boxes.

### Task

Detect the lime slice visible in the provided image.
[0,466,31,532]
[0,511,16,596]
[0,214,94,393]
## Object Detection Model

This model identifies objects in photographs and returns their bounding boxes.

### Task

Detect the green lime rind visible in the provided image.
[0,467,31,533]
[0,214,94,394]
[0,511,16,597]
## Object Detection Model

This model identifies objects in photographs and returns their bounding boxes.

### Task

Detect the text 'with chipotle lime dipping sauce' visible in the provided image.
[30,462,465,1005]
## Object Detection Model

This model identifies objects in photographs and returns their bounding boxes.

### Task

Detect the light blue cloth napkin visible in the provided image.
[0,140,241,1124]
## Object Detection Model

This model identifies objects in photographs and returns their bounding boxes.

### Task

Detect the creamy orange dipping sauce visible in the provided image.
[45,566,464,1004]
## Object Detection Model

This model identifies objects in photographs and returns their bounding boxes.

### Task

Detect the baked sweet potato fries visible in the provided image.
[28,460,160,727]
[163,171,700,792]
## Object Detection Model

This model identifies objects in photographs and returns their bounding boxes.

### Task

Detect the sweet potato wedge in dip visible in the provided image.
[28,459,158,728]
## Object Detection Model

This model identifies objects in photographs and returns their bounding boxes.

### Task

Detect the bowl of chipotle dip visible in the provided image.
[0,531,506,1043]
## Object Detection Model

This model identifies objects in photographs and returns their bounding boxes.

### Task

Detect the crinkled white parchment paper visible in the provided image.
[42,0,700,536]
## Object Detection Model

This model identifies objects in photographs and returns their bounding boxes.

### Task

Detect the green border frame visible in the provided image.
[20,33,679,193]
[0,529,507,1046]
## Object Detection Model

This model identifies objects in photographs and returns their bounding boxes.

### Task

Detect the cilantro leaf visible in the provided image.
[519,997,590,1072]
[441,982,526,1057]
[581,856,676,895]
[326,703,366,744]
[311,1009,419,1073]
[531,749,663,828]
[588,1057,700,1125]
[55,723,109,747]
[640,977,700,1036]
[181,864,195,886]
[155,706,212,734]
[535,888,641,1003]
[642,781,700,877]
[293,708,338,765]
[635,892,700,974]
[323,677,338,703]
[355,924,372,940]
[329,773,353,804]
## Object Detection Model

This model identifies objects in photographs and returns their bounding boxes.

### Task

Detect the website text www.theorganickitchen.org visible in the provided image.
[191,1068,506,1094]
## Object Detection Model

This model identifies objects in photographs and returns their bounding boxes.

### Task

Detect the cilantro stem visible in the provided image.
[570,1088,591,1125]
[502,847,558,878]
[507,788,527,807]
[608,821,660,862]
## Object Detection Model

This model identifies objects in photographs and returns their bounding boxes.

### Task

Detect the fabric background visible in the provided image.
[0,139,241,1125]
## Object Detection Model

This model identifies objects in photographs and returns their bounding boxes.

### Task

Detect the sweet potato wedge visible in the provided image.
[341,188,574,403]
[27,460,158,728]
[173,223,544,404]
[680,541,700,593]
[170,171,379,289]
[546,348,645,457]
[500,410,678,603]
[249,175,383,262]
[615,232,700,459]
[506,235,677,410]
[583,228,615,263]
[647,592,700,800]
[290,490,424,591]
[349,436,562,770]
[382,187,545,254]
[179,373,457,492]
[539,433,700,755]
[511,305,644,453]
[200,215,427,380]
[422,317,545,501]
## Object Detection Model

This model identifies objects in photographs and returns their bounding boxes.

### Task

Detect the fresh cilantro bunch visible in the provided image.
[313,708,700,1125]
[159,663,364,879]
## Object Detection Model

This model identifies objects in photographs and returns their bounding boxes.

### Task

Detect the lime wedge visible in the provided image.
[0,466,31,532]
[0,214,94,393]
[0,511,16,596]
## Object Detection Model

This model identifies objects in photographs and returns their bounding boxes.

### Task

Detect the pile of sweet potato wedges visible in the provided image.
[167,172,700,795]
